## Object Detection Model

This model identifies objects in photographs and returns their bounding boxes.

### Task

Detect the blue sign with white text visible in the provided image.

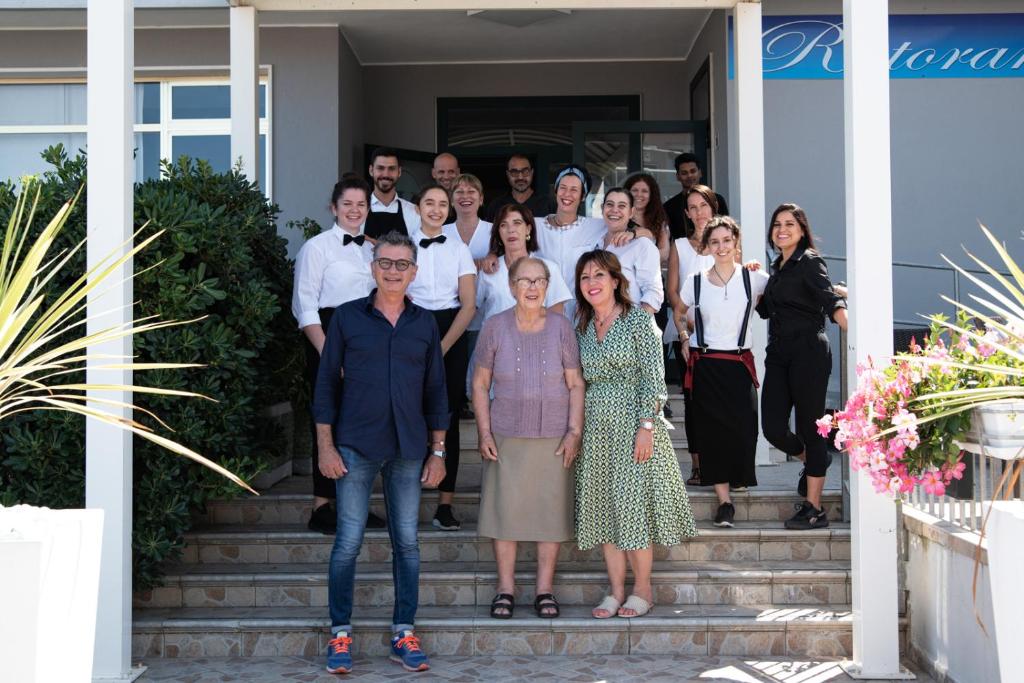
[728,14,1024,79]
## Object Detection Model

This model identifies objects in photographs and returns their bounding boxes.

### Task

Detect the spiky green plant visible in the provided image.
[0,177,253,494]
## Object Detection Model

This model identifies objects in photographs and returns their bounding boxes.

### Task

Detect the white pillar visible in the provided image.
[841,0,911,679]
[86,0,138,681]
[230,5,260,183]
[733,1,770,466]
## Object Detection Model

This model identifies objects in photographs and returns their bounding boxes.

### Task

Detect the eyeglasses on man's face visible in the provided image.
[507,167,533,177]
[514,276,548,289]
[374,258,414,271]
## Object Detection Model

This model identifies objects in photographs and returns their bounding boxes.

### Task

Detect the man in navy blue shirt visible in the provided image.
[314,230,449,674]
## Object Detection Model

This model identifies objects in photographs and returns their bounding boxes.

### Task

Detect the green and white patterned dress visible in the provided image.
[575,306,697,551]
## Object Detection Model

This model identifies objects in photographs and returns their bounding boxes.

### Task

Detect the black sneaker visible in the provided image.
[366,511,387,529]
[784,501,829,530]
[713,502,736,528]
[308,503,336,535]
[432,504,461,531]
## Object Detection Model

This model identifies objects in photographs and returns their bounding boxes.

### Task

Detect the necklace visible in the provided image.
[712,265,735,299]
[595,304,620,329]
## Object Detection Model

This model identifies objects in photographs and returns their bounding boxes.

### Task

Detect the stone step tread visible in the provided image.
[160,559,852,582]
[185,520,851,542]
[134,603,863,630]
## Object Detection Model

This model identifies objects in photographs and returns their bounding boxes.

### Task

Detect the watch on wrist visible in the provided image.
[640,419,654,431]
[431,449,446,460]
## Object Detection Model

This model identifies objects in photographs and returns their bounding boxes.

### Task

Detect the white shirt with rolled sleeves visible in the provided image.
[291,223,375,329]
[407,228,477,310]
[366,193,420,233]
[604,236,664,311]
[444,220,493,331]
[534,215,605,320]
[475,255,573,323]
[680,268,769,349]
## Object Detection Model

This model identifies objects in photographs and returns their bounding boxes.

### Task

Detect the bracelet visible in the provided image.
[430,449,446,460]
[431,440,445,447]
[640,419,655,431]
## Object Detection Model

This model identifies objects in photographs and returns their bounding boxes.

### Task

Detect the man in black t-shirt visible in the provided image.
[663,152,729,240]
[483,153,553,221]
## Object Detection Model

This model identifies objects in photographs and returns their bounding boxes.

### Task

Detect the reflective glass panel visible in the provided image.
[0,133,86,182]
[0,84,86,126]
[172,134,231,172]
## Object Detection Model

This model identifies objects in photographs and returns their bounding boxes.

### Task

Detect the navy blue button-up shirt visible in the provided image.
[313,289,449,461]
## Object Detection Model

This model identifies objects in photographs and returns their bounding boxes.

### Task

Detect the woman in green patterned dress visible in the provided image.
[573,249,697,619]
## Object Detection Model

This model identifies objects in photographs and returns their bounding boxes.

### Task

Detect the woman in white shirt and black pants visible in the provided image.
[292,176,378,534]
[408,184,477,531]
[680,216,768,529]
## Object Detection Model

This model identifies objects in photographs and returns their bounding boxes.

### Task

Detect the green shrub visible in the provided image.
[0,145,303,588]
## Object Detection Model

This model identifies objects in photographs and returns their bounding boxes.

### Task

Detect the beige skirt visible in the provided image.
[477,435,574,543]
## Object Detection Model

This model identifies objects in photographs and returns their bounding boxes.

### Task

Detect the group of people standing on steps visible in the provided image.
[291,147,849,675]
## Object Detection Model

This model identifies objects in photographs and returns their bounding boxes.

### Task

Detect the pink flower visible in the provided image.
[816,414,834,438]
[921,469,945,496]
[890,409,918,437]
[942,460,967,482]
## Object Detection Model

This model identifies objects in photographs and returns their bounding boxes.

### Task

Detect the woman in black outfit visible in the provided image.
[756,204,847,530]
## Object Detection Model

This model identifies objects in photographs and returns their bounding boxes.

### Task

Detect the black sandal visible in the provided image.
[490,593,514,619]
[534,593,560,619]
[686,467,703,486]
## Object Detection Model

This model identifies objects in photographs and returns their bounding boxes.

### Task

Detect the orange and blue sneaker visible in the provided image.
[325,632,353,674]
[390,630,429,672]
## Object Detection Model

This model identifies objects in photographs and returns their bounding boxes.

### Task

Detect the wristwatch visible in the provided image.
[430,449,447,460]
[640,419,654,431]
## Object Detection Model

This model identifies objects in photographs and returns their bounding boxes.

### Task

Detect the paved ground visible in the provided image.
[139,654,931,682]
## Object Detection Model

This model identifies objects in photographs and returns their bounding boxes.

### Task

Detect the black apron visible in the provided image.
[364,197,408,239]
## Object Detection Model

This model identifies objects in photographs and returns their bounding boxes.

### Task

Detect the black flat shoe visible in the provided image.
[308,503,336,535]
[490,593,514,619]
[534,593,560,618]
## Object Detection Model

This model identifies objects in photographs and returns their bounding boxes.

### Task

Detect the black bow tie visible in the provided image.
[419,235,447,249]
[343,234,365,246]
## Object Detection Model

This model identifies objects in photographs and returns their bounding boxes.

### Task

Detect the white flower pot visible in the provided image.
[957,400,1024,460]
[983,500,1024,683]
[0,506,104,683]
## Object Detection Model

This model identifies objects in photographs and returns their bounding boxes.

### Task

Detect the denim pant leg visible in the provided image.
[382,456,424,632]
[328,447,380,633]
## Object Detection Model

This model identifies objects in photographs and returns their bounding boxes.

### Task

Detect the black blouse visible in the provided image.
[755,247,846,338]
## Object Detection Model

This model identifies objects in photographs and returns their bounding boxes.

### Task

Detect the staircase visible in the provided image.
[132,400,903,659]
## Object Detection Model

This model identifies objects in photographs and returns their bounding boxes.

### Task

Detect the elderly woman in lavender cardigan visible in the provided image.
[471,256,585,620]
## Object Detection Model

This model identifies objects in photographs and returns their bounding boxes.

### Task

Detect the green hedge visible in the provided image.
[0,146,303,589]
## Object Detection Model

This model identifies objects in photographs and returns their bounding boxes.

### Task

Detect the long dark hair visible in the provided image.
[767,203,817,253]
[624,172,667,242]
[684,184,721,239]
[490,203,539,256]
[574,249,633,334]
[331,175,370,205]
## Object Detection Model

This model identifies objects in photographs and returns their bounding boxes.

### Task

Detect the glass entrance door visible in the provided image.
[571,120,708,217]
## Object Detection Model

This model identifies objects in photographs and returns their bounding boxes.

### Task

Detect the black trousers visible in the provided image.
[305,308,337,500]
[761,331,832,478]
[428,307,469,494]
[692,355,758,487]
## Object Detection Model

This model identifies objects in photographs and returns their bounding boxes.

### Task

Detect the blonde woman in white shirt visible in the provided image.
[292,176,378,534]
[408,184,477,531]
[680,216,768,528]
[598,187,664,315]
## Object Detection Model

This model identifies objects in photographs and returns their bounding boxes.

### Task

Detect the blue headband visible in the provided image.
[555,167,589,196]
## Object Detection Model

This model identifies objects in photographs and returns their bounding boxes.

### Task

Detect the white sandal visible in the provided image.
[592,595,622,619]
[617,594,653,618]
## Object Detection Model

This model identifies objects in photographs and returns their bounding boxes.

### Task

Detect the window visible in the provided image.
[0,79,271,196]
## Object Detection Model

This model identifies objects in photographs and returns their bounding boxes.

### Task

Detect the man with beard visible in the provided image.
[431,152,460,223]
[663,152,729,240]
[483,153,552,222]
[364,147,420,238]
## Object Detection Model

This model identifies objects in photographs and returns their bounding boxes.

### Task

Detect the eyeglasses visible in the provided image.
[507,167,533,177]
[514,277,548,289]
[374,258,414,271]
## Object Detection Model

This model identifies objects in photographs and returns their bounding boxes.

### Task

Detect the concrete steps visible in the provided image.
[134,604,894,659]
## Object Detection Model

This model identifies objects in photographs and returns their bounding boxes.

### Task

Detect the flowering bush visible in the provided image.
[820,225,1024,498]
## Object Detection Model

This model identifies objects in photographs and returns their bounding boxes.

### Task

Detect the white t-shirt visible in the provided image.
[291,224,374,328]
[675,236,715,284]
[443,219,492,260]
[535,215,605,320]
[476,255,573,323]
[680,268,768,349]
[407,229,476,310]
[604,235,664,311]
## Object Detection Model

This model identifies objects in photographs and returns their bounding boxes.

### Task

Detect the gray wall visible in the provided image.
[681,10,730,192]
[360,61,689,152]
[338,33,363,174]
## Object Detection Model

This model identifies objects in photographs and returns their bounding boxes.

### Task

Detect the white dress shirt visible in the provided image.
[367,193,420,233]
[475,255,573,323]
[407,228,477,310]
[681,268,769,349]
[291,223,375,328]
[604,234,665,311]
[444,219,493,260]
[534,215,605,320]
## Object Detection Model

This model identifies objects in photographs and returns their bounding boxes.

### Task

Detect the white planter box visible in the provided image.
[957,400,1024,460]
[0,506,104,683]
[983,500,1024,683]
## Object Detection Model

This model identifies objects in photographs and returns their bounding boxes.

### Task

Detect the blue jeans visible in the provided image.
[329,447,423,634]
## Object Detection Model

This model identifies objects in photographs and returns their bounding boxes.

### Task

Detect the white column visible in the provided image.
[733,1,770,465]
[841,0,911,679]
[230,5,260,183]
[86,0,136,680]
